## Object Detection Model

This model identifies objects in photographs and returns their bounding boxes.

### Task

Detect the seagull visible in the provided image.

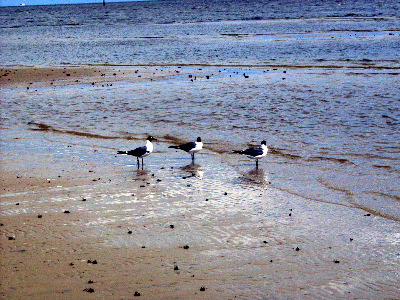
[117,136,156,168]
[232,140,268,168]
[169,137,203,162]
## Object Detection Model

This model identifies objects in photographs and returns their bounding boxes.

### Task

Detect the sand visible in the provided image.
[1,67,399,299]
[0,66,202,89]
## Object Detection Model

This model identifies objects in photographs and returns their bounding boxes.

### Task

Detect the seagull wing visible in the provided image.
[169,141,196,152]
[240,147,264,157]
[127,146,147,157]
[179,141,196,152]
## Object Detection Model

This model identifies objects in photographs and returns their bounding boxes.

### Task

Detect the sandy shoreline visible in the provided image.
[1,67,399,299]
[0,66,204,90]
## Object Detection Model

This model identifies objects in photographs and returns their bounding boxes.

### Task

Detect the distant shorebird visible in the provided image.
[117,136,156,168]
[169,137,203,162]
[232,140,268,168]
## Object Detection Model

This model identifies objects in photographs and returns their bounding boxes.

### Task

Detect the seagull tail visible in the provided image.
[232,150,242,154]
[168,145,180,149]
[117,150,128,154]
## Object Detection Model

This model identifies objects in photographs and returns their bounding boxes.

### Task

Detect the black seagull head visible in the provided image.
[196,137,202,142]
[261,140,267,145]
[147,136,157,142]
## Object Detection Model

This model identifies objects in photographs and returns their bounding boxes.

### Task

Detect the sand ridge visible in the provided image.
[0,66,203,89]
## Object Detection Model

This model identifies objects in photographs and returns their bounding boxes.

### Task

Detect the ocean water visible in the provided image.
[1,0,399,66]
[1,0,400,221]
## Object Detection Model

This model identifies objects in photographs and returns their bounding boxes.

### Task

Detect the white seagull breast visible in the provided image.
[143,140,154,156]
[189,141,203,154]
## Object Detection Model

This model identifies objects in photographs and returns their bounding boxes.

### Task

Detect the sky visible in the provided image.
[0,0,144,6]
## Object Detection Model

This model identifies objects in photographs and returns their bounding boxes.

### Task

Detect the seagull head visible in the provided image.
[261,140,267,146]
[147,136,157,142]
[196,137,202,142]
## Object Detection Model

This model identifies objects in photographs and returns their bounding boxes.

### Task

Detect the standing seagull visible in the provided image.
[232,140,268,168]
[169,137,203,162]
[117,136,156,169]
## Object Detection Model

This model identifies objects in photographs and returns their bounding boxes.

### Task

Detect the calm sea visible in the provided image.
[1,0,400,66]
[1,0,399,220]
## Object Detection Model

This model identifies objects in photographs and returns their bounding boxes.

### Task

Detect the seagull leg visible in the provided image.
[141,158,144,170]
[256,159,259,169]
[137,157,140,169]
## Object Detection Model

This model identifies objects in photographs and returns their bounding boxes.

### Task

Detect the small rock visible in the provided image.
[174,265,179,270]
[38,214,43,218]
[134,291,141,296]
[64,210,70,214]
[183,245,190,249]
[295,247,300,251]
[88,280,94,284]
[334,260,340,263]
[83,288,94,293]
[170,225,175,229]
[200,286,206,291]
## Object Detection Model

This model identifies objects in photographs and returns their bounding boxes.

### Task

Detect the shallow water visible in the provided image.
[1,64,399,221]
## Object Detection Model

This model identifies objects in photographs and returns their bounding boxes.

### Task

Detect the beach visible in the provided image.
[1,0,400,298]
[1,67,399,299]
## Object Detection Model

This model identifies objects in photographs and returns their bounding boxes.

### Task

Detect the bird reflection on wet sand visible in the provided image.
[134,169,152,178]
[238,167,270,185]
[181,163,203,179]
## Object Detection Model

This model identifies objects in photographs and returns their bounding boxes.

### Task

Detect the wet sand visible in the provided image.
[0,66,201,89]
[1,67,399,299]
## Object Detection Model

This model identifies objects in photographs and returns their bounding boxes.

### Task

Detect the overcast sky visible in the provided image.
[0,0,144,6]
